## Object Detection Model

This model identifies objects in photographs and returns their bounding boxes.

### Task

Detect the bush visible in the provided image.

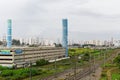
[101,73,106,77]
[78,60,84,65]
[113,55,120,69]
[0,68,41,80]
[0,77,5,80]
[29,44,38,47]
[1,70,13,77]
[0,66,10,71]
[82,53,90,61]
[104,63,115,67]
[64,63,70,65]
[36,59,49,66]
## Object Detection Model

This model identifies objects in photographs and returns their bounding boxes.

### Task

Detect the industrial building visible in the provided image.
[0,47,65,68]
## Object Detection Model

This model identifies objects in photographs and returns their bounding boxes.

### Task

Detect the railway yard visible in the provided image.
[41,48,119,80]
[0,47,119,80]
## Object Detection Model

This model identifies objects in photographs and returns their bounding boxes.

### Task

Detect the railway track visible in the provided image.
[66,50,119,80]
[41,49,120,80]
[41,68,74,80]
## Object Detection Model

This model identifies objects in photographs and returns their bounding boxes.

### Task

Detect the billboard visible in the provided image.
[14,49,23,54]
[0,50,11,54]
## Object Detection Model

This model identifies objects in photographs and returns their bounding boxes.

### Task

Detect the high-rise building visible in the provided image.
[7,19,12,48]
[62,19,68,57]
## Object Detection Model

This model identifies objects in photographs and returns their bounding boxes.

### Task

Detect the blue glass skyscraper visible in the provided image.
[62,19,68,57]
[7,19,12,48]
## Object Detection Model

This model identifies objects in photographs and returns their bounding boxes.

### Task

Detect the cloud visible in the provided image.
[67,0,120,19]
[0,0,120,41]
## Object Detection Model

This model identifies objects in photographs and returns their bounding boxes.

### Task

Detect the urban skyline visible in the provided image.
[0,0,120,40]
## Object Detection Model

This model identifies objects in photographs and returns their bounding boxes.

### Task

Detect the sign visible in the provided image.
[14,49,23,54]
[0,50,11,54]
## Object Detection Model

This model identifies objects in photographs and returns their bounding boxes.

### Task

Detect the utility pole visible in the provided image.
[54,56,57,78]
[74,55,77,80]
[93,47,96,80]
[29,61,32,80]
[93,48,95,73]
[89,52,92,80]
[103,48,106,68]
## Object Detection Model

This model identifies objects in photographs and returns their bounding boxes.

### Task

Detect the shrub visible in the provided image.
[64,63,70,66]
[0,66,10,71]
[113,55,120,69]
[36,59,49,66]
[1,70,13,77]
[81,53,90,61]
[0,77,5,80]
[104,63,115,67]
[101,73,106,77]
[0,68,41,80]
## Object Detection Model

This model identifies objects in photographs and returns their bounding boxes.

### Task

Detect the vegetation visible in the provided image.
[82,53,90,61]
[100,52,120,80]
[68,48,94,56]
[54,43,62,47]
[12,39,20,46]
[112,73,120,80]
[0,41,3,45]
[36,59,49,66]
[113,54,120,69]
[0,66,10,71]
[0,66,42,80]
[29,44,38,47]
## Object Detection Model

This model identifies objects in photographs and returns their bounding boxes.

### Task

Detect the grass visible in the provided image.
[100,63,120,80]
[111,67,120,80]
[0,68,42,80]
[112,73,120,80]
[100,77,107,80]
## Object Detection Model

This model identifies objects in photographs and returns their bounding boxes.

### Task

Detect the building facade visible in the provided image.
[0,47,65,68]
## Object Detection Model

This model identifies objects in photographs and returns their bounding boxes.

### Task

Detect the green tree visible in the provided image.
[82,53,90,61]
[12,39,20,46]
[68,48,93,57]
[0,41,3,45]
[69,49,76,57]
[54,43,62,47]
[36,59,49,66]
[29,44,38,47]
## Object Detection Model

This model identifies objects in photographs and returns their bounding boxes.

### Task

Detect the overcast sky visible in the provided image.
[0,0,120,41]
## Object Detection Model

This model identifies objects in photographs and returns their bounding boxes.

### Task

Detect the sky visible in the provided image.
[0,0,120,41]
